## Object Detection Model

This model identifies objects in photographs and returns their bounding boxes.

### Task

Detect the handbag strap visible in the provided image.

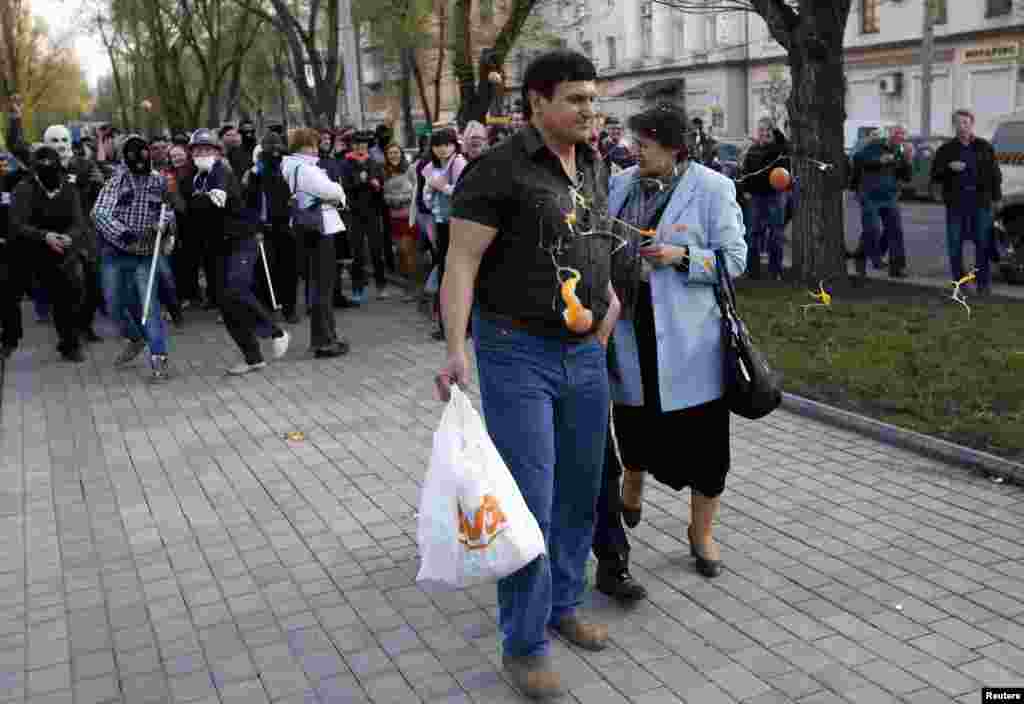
[713,249,740,320]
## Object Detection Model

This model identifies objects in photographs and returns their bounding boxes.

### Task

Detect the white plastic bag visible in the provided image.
[416,386,546,589]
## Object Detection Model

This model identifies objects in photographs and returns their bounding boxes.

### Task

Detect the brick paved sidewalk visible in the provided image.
[2,299,1023,704]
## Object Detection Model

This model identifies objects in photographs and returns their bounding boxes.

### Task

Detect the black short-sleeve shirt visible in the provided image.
[451,126,612,339]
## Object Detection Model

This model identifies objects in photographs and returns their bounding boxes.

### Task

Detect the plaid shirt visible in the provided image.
[91,168,175,256]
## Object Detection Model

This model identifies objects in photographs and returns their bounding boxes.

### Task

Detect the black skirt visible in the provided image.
[612,281,731,498]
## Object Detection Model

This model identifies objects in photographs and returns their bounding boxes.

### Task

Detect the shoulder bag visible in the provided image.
[289,163,325,234]
[713,250,782,419]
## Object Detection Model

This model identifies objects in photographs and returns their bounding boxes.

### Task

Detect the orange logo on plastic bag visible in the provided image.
[457,494,509,550]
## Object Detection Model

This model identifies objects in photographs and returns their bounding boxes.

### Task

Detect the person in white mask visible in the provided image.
[186,129,290,375]
[43,125,73,167]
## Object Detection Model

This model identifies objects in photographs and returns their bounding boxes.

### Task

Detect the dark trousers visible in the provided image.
[171,235,202,304]
[256,225,298,315]
[303,230,339,349]
[947,205,994,289]
[218,239,280,365]
[39,250,87,354]
[860,196,906,271]
[0,247,25,347]
[203,244,220,307]
[592,433,630,569]
[80,257,102,332]
[433,221,451,332]
[350,213,388,290]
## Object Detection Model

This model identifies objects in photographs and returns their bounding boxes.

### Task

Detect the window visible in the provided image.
[706,13,718,48]
[606,36,617,69]
[987,0,1012,17]
[480,0,494,24]
[582,40,594,61]
[640,2,653,57]
[861,0,880,33]
[931,0,947,25]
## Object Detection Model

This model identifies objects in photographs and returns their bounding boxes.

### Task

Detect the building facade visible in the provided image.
[511,0,1024,142]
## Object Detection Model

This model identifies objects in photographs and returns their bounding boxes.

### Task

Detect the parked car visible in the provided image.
[990,112,1024,283]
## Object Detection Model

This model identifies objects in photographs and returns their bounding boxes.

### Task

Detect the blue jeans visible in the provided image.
[947,206,993,289]
[861,196,905,270]
[472,312,610,658]
[100,247,168,355]
[158,256,180,309]
[749,192,786,276]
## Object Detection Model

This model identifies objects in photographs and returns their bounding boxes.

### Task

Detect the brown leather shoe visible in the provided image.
[620,469,645,528]
[551,615,608,651]
[502,654,564,699]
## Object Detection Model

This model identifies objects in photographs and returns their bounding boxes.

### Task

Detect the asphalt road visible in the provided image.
[843,195,953,279]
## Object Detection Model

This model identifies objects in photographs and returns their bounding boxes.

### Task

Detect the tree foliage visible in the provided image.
[95,0,265,131]
[0,0,91,136]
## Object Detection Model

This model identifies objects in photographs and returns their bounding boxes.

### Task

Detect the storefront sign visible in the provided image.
[963,44,1020,64]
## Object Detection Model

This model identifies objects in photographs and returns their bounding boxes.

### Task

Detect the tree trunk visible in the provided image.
[400,47,416,147]
[751,0,853,284]
[453,0,539,128]
[786,42,848,284]
[432,0,447,123]
[411,51,432,125]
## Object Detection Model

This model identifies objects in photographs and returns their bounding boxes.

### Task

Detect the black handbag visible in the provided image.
[713,250,781,419]
[288,164,325,234]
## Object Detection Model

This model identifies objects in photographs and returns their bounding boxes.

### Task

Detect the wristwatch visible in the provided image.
[673,246,690,272]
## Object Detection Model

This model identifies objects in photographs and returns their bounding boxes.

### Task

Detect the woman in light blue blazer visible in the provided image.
[603,104,746,580]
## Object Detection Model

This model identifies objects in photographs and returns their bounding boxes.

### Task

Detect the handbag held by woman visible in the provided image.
[713,250,781,419]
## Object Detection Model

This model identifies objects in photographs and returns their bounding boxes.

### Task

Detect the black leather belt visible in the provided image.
[490,315,597,345]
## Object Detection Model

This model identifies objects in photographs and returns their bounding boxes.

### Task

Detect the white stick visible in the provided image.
[258,239,279,310]
[141,204,168,327]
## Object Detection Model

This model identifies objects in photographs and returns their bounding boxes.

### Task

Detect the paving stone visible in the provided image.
[9,301,1024,704]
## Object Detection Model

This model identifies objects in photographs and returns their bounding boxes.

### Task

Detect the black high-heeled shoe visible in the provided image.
[688,526,722,578]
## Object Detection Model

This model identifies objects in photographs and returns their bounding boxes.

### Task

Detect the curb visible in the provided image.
[781,392,1024,484]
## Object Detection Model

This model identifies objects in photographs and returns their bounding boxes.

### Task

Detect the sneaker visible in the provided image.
[170,307,185,329]
[227,360,267,375]
[351,288,367,305]
[377,288,391,300]
[115,339,146,367]
[81,328,102,343]
[271,330,290,360]
[150,354,171,383]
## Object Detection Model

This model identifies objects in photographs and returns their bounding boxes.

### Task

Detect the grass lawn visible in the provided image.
[733,278,1024,464]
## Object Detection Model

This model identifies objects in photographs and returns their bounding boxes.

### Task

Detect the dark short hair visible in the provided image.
[627,103,689,153]
[521,50,597,121]
[429,128,458,148]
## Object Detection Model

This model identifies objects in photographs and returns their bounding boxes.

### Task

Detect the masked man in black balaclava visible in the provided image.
[9,146,92,362]
[92,134,177,382]
[242,132,299,323]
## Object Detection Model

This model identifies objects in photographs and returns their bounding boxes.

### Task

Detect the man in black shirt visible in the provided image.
[436,50,620,700]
